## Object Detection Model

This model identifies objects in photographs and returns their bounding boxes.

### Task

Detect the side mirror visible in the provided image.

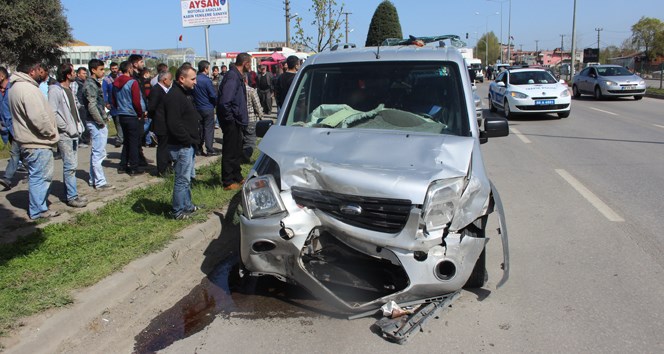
[479,116,509,144]
[497,81,506,87]
[256,119,273,138]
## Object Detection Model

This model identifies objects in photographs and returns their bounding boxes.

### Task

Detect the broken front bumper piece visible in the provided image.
[239,181,508,314]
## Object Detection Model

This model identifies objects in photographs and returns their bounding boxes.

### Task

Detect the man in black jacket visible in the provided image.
[164,64,201,219]
[218,53,251,191]
[148,71,172,176]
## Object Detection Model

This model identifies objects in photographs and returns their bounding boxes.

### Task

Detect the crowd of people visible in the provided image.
[0,54,301,221]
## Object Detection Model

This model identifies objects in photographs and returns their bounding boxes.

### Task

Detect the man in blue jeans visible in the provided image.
[82,59,114,190]
[0,66,23,191]
[48,63,88,208]
[7,62,60,219]
[164,64,202,219]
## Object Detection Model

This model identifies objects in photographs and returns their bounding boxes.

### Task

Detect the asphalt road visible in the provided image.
[159,87,664,353]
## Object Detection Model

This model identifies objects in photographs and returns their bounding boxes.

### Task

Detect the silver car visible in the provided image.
[571,64,646,100]
[240,40,510,314]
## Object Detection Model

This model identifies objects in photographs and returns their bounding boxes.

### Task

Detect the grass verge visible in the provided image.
[0,156,252,336]
[647,87,664,95]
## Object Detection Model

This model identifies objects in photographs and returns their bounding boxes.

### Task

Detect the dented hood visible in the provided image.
[258,126,474,204]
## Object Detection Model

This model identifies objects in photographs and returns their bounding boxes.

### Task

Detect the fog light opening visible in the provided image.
[251,240,277,253]
[435,260,457,281]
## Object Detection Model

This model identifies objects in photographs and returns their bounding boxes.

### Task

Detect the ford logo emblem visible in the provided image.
[340,204,362,215]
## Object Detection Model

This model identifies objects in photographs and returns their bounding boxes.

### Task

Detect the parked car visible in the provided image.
[488,68,571,119]
[240,36,510,314]
[571,64,646,100]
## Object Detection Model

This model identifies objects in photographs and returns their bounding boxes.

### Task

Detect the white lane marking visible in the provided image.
[654,124,664,129]
[589,107,618,116]
[555,169,625,222]
[509,127,532,144]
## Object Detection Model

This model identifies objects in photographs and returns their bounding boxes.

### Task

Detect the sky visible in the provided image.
[60,0,663,56]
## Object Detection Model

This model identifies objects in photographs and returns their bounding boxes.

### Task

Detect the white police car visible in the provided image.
[488,68,571,119]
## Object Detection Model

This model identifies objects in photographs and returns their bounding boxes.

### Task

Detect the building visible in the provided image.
[59,40,112,70]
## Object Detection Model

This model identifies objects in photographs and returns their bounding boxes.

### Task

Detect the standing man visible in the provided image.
[102,62,123,148]
[256,64,273,115]
[0,66,23,191]
[164,64,201,219]
[243,76,263,161]
[148,70,172,176]
[150,63,168,87]
[218,53,251,191]
[82,59,113,190]
[71,67,89,147]
[192,60,217,156]
[113,61,146,176]
[48,63,88,208]
[275,55,300,111]
[8,62,59,219]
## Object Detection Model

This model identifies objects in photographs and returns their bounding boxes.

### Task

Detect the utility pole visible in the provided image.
[595,27,603,55]
[343,12,352,44]
[570,0,578,79]
[535,40,539,63]
[560,34,565,62]
[507,0,512,63]
[285,0,292,48]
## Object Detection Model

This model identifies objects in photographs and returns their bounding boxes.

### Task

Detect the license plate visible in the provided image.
[535,100,555,105]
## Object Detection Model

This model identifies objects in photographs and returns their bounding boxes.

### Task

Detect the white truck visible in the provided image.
[467,58,484,82]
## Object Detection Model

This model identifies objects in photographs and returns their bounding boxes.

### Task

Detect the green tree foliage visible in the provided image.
[474,32,501,66]
[293,0,345,53]
[599,45,621,63]
[365,1,403,47]
[631,16,664,61]
[0,0,72,66]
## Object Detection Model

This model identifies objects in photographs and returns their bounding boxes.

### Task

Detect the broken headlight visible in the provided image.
[242,175,286,219]
[421,178,465,233]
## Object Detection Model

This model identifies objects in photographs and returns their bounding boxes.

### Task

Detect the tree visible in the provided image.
[474,32,501,66]
[599,45,621,63]
[365,1,403,47]
[0,0,72,66]
[292,0,345,53]
[631,16,664,61]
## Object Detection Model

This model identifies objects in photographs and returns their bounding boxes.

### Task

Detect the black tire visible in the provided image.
[634,95,643,100]
[489,94,497,112]
[558,110,570,118]
[572,85,581,98]
[594,86,603,100]
[504,99,512,119]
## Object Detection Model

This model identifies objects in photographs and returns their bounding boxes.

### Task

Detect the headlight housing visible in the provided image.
[605,80,618,86]
[242,175,286,219]
[560,89,570,97]
[639,80,646,85]
[510,91,528,99]
[421,178,465,233]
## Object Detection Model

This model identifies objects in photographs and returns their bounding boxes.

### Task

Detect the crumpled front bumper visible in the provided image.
[240,188,500,314]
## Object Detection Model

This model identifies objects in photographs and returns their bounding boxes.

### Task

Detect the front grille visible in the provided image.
[516,103,570,111]
[608,89,645,94]
[291,186,412,233]
[532,96,558,100]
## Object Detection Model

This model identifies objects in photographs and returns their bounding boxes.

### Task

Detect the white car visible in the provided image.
[488,68,571,119]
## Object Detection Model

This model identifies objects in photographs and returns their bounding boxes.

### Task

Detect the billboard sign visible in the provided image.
[181,0,229,28]
[583,48,599,63]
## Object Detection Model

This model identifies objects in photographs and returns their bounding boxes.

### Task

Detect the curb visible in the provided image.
[5,207,225,354]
